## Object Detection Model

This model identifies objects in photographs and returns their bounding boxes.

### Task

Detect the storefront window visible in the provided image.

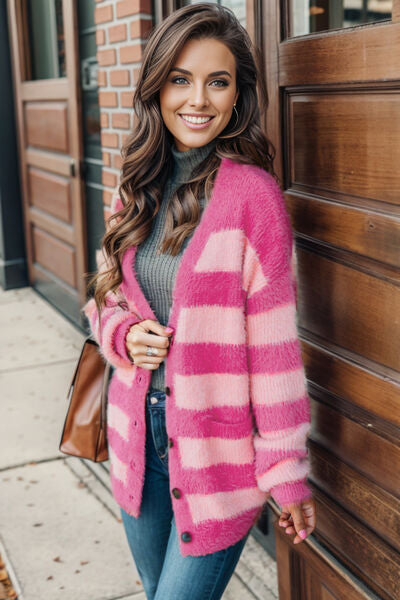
[290,0,392,38]
[183,0,246,29]
[25,0,66,79]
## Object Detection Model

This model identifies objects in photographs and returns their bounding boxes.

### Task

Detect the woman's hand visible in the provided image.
[278,496,316,544]
[126,319,174,369]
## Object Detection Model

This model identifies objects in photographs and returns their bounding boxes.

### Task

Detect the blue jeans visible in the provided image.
[120,387,251,600]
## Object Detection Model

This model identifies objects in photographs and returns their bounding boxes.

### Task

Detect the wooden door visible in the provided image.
[7,0,87,325]
[263,1,400,598]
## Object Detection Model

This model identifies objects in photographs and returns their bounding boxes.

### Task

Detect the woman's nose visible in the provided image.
[188,85,209,107]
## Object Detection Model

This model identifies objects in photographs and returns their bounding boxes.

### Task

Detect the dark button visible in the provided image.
[172,488,181,499]
[168,438,174,448]
[165,386,170,395]
[181,531,192,543]
[137,375,142,383]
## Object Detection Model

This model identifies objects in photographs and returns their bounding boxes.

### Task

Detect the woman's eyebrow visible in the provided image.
[169,67,232,78]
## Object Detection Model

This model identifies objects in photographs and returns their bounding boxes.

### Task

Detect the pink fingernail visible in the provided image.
[165,327,174,333]
[299,529,307,539]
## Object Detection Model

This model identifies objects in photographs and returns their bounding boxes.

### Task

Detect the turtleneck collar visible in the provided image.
[170,138,217,184]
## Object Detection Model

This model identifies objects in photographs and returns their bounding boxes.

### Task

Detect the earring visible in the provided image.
[233,103,239,127]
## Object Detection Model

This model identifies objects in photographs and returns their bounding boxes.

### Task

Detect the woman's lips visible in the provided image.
[178,114,215,130]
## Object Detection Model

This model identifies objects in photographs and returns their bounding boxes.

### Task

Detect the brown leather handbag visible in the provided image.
[59,337,111,462]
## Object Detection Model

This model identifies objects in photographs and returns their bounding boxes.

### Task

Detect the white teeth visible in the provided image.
[181,115,212,124]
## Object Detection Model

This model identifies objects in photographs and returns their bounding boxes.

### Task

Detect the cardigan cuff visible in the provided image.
[113,315,142,364]
[270,478,313,508]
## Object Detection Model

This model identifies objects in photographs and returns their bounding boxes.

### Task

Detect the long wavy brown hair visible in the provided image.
[86,2,278,328]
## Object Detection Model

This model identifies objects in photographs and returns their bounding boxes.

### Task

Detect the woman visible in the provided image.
[84,3,316,599]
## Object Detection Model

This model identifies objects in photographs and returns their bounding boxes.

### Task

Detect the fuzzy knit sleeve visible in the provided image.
[243,170,312,508]
[81,187,142,369]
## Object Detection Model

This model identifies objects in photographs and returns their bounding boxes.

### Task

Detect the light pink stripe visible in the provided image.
[194,229,244,272]
[178,435,254,469]
[250,367,307,406]
[256,457,309,491]
[109,446,128,485]
[247,302,298,345]
[186,486,267,524]
[253,422,310,452]
[175,306,245,344]
[108,403,130,442]
[242,237,269,296]
[174,373,249,410]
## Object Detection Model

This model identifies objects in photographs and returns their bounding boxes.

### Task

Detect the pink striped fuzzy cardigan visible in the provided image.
[83,156,312,557]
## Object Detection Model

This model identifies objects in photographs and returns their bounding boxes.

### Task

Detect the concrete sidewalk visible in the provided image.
[0,286,278,600]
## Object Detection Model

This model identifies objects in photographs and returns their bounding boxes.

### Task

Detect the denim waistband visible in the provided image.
[146,387,166,406]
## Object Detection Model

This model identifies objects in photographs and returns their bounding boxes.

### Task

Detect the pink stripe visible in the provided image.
[254,422,311,451]
[108,446,128,485]
[108,403,130,442]
[250,367,307,406]
[194,229,243,272]
[176,306,245,344]
[186,486,267,524]
[247,339,304,373]
[242,237,269,296]
[255,447,307,474]
[256,456,309,491]
[247,302,298,346]
[251,395,310,432]
[174,373,249,410]
[178,435,254,469]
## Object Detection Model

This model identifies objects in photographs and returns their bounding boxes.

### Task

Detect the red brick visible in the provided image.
[102,170,118,188]
[103,188,114,206]
[112,153,123,170]
[116,0,151,18]
[132,67,141,85]
[108,23,127,43]
[96,29,106,45]
[112,113,131,129]
[130,18,153,39]
[102,152,111,167]
[101,132,119,148]
[100,112,109,128]
[97,48,116,66]
[97,69,107,87]
[94,3,113,24]
[121,133,130,145]
[110,69,130,86]
[120,44,143,64]
[99,91,118,108]
[121,91,134,108]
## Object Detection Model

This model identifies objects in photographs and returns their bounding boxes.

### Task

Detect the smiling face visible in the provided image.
[159,37,239,152]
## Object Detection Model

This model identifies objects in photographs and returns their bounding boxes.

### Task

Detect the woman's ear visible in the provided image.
[234,89,239,105]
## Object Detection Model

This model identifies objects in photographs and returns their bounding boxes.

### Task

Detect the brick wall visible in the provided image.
[94,0,154,223]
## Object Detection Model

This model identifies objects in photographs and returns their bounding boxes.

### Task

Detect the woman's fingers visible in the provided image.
[280,498,316,545]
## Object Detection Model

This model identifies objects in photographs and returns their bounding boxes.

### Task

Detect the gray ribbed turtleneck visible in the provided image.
[134,138,217,392]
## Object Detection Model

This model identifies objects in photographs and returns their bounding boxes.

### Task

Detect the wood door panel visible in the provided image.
[287,193,400,267]
[274,521,372,600]
[312,489,400,599]
[28,168,72,223]
[8,0,87,322]
[310,399,399,498]
[32,227,76,288]
[297,249,400,371]
[279,24,400,86]
[309,441,400,551]
[288,93,400,206]
[301,342,400,426]
[25,102,69,152]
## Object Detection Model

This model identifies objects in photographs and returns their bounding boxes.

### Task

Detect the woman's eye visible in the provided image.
[210,79,229,87]
[171,77,188,84]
